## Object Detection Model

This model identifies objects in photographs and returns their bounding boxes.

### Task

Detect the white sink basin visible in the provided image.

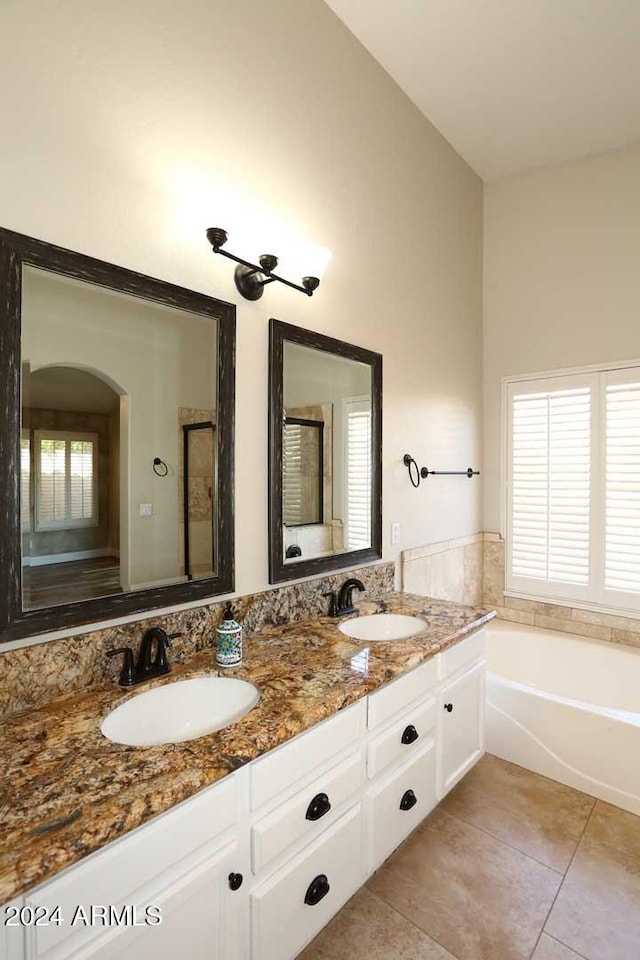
[339,614,426,643]
[100,677,260,747]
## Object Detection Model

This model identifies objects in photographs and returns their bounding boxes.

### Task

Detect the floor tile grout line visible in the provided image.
[365,884,463,960]
[544,932,591,960]
[525,796,597,960]
[440,807,567,877]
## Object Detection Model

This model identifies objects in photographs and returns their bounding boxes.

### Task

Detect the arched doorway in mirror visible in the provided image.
[20,364,127,610]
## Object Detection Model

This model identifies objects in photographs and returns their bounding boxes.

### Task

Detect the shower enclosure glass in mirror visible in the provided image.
[269,319,382,583]
[0,228,235,642]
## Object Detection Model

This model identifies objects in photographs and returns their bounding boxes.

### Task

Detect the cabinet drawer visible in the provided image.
[251,805,363,960]
[250,700,365,811]
[366,741,437,874]
[367,698,436,779]
[25,775,237,959]
[440,628,485,681]
[252,751,363,874]
[367,658,438,731]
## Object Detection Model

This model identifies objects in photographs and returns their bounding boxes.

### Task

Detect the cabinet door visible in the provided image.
[27,840,244,960]
[439,661,485,797]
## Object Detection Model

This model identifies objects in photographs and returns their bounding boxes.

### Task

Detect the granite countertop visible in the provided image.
[0,593,494,903]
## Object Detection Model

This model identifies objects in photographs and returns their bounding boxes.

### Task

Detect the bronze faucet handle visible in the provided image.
[107,647,136,686]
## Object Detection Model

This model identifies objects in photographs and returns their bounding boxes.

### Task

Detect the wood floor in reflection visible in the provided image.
[22,556,121,609]
[299,754,640,960]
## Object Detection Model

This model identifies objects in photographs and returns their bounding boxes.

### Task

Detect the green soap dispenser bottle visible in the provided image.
[216,603,243,667]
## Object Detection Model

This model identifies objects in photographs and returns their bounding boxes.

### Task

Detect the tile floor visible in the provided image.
[299,754,640,960]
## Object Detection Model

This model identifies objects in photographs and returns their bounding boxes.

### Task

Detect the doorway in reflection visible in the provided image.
[21,365,123,609]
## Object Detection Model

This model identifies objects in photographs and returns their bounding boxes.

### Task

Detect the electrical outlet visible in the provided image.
[139,503,153,517]
[391,522,401,545]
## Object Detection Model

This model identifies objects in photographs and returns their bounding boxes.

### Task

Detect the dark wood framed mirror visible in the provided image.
[0,227,235,643]
[269,318,382,583]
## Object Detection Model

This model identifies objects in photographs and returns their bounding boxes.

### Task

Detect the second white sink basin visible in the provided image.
[339,613,426,642]
[101,676,260,747]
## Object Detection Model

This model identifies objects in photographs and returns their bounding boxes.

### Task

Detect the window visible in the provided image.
[506,366,640,612]
[34,431,98,531]
[20,432,31,531]
[283,421,303,526]
[344,398,371,550]
[283,418,323,527]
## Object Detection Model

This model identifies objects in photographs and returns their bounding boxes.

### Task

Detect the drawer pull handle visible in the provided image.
[400,789,418,812]
[306,792,332,821]
[444,703,454,713]
[401,724,419,745]
[228,873,243,891]
[305,874,330,906]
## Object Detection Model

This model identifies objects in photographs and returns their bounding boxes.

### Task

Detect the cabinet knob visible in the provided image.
[400,789,418,811]
[306,792,332,821]
[444,703,454,713]
[401,724,419,745]
[228,872,243,891]
[304,874,331,906]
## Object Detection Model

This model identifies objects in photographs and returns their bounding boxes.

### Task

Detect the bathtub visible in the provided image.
[485,619,640,815]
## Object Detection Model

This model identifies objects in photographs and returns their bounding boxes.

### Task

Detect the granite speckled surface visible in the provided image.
[0,561,395,719]
[0,592,494,904]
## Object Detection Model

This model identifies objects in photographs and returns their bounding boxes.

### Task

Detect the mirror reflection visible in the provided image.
[20,266,219,610]
[283,341,372,564]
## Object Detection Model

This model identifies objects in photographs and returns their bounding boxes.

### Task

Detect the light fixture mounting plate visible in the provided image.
[234,264,265,301]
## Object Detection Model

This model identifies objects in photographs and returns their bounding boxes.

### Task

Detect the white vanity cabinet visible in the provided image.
[4,628,486,960]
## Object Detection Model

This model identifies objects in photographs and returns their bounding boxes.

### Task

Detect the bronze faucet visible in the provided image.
[107,628,182,687]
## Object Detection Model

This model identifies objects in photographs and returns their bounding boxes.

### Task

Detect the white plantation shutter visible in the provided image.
[605,376,640,598]
[20,433,31,530]
[38,438,67,525]
[508,378,593,601]
[345,399,371,550]
[507,365,640,613]
[35,431,98,531]
[283,422,303,526]
[70,439,95,522]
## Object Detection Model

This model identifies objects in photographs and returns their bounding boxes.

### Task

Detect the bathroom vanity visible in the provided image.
[0,598,490,960]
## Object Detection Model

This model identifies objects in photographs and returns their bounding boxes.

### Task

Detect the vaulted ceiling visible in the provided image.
[325,0,640,179]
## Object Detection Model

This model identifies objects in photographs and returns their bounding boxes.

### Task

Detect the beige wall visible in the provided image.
[0,0,482,634]
[483,142,640,532]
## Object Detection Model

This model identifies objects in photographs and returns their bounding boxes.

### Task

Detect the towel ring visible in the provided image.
[153,457,169,477]
[403,454,421,488]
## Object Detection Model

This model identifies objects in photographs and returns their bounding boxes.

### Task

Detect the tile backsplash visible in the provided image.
[0,561,394,719]
[402,532,640,651]
[401,534,484,606]
[482,534,640,649]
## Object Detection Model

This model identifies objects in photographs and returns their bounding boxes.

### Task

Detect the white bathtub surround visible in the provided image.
[485,619,640,816]
[482,533,640,650]
[401,534,483,606]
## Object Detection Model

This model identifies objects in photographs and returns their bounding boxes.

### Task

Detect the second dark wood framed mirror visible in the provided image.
[269,318,382,583]
[0,227,235,643]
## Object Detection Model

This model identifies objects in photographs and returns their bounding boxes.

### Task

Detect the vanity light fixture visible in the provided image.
[206,228,320,301]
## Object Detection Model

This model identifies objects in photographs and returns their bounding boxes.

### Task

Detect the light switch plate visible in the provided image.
[139,503,153,517]
[391,522,400,545]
